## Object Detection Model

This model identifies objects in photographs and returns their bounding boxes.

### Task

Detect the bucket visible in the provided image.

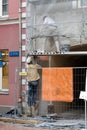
[60,44,70,52]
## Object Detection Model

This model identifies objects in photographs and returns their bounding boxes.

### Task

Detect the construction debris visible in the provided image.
[0,109,85,129]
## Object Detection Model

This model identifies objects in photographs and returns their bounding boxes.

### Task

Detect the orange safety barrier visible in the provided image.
[42,68,73,102]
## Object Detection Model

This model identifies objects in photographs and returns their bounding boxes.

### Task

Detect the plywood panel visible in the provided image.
[42,68,73,102]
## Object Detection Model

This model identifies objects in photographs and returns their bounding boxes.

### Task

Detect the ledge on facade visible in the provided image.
[0,15,8,20]
[0,89,9,95]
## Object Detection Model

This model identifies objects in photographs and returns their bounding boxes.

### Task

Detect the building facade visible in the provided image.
[0,0,26,112]
[0,0,87,116]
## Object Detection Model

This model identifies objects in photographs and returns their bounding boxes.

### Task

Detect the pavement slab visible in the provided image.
[0,123,50,130]
[0,122,82,130]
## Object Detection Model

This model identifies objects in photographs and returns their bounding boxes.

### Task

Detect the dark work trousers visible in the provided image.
[28,80,39,106]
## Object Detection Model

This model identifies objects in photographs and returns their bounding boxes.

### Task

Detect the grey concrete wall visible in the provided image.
[26,1,87,53]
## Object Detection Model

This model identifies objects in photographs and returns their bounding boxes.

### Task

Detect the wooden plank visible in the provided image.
[0,117,38,124]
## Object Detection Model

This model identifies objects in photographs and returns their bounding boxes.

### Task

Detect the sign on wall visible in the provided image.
[9,51,19,57]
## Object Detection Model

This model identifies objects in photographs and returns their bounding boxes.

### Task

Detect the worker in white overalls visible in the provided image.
[41,16,60,52]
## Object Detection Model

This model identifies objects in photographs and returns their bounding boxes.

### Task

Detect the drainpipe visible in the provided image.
[18,0,23,115]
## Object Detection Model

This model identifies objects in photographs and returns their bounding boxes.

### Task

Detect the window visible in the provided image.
[72,0,87,8]
[80,0,87,7]
[2,0,8,15]
[78,0,87,8]
[0,50,9,92]
[0,0,8,16]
